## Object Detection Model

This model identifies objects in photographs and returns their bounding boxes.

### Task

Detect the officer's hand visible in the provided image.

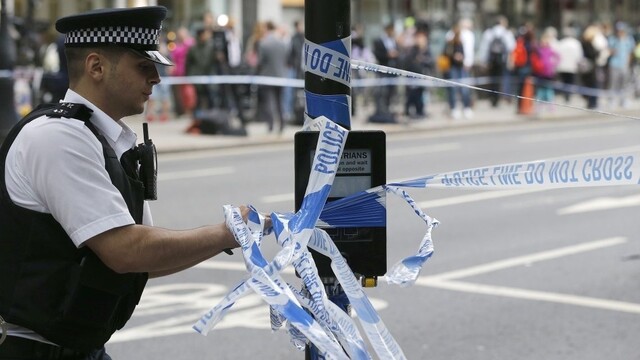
[239,204,272,229]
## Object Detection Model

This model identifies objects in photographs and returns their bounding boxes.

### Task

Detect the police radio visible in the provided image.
[135,123,157,200]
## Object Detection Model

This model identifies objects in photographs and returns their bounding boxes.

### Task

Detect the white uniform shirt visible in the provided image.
[3,89,153,342]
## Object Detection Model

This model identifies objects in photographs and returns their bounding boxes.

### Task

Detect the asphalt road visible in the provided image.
[107,116,640,360]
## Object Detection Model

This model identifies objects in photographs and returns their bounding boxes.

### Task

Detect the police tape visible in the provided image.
[285,263,370,359]
[194,118,365,358]
[194,36,640,357]
[350,59,640,121]
[303,36,353,129]
[382,186,437,287]
[3,63,625,100]
[312,150,639,287]
[303,38,351,87]
[317,151,639,286]
[154,71,617,100]
[308,229,407,359]
[387,152,640,189]
[193,114,638,357]
[194,118,417,358]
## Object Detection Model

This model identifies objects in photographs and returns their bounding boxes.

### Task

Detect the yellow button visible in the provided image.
[361,277,377,288]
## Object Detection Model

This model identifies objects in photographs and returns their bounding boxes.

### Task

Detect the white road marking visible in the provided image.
[158,143,291,162]
[261,192,295,204]
[518,127,626,143]
[110,282,387,343]
[387,143,460,157]
[415,237,640,314]
[158,166,235,181]
[112,237,636,344]
[417,188,548,209]
[425,280,640,314]
[196,260,296,275]
[421,237,627,282]
[386,117,630,143]
[557,194,640,215]
[111,292,271,342]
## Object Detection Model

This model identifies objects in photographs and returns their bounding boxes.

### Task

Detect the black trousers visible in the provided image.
[487,63,505,107]
[0,336,111,360]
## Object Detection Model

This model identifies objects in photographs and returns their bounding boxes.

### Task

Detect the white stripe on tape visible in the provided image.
[303,39,351,86]
[390,152,640,189]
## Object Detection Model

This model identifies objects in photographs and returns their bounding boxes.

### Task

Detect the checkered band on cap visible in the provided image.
[65,26,160,48]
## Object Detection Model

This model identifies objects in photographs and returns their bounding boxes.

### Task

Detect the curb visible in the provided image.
[132,100,639,154]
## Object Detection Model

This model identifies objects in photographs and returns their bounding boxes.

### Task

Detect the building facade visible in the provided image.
[2,0,640,68]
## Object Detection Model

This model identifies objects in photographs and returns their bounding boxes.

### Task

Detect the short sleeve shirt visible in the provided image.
[608,35,635,70]
[5,89,153,248]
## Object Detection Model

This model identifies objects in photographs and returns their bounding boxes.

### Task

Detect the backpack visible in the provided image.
[512,37,528,68]
[531,47,557,78]
[530,49,544,75]
[488,36,507,65]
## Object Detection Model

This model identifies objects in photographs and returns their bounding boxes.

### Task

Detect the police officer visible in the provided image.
[0,6,251,359]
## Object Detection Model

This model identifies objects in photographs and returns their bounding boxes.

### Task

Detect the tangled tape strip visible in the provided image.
[192,38,639,358]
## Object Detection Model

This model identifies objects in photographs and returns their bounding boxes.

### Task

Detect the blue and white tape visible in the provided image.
[195,118,358,357]
[247,266,347,359]
[193,113,639,358]
[382,186,437,287]
[388,152,640,189]
[315,150,639,287]
[303,38,352,130]
[287,252,371,359]
[303,38,351,87]
[308,229,407,360]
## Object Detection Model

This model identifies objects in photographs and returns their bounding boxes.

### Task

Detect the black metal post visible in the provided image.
[304,0,350,358]
[305,0,351,130]
[0,0,18,143]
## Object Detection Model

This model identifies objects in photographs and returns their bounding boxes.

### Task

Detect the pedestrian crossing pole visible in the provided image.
[304,0,351,130]
[303,0,351,358]
[300,1,388,357]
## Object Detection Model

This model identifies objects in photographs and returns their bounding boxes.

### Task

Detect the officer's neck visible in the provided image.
[71,83,126,121]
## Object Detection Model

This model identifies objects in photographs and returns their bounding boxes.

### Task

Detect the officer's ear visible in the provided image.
[85,52,106,81]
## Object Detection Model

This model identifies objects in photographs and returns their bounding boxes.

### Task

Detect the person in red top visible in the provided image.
[532,33,560,113]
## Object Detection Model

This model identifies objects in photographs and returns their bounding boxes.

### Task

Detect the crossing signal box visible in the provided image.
[294,131,386,279]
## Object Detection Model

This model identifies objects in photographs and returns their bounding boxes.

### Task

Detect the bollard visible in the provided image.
[518,76,535,115]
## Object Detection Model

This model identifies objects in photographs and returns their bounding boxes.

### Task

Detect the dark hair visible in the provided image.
[195,27,207,38]
[266,21,276,31]
[65,45,127,84]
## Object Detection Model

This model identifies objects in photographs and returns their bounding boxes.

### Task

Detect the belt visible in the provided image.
[0,336,90,360]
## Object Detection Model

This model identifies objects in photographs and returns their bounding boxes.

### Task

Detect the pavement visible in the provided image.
[127,97,640,154]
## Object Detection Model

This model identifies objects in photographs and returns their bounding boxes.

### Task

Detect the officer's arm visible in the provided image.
[84,222,239,276]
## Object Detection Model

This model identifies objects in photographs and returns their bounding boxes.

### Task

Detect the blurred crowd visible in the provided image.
[364,15,640,122]
[25,12,640,131]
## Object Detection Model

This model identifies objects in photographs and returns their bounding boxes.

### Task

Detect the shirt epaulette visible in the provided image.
[45,102,93,122]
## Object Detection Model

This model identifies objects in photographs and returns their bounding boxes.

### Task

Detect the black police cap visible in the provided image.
[55,6,172,66]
